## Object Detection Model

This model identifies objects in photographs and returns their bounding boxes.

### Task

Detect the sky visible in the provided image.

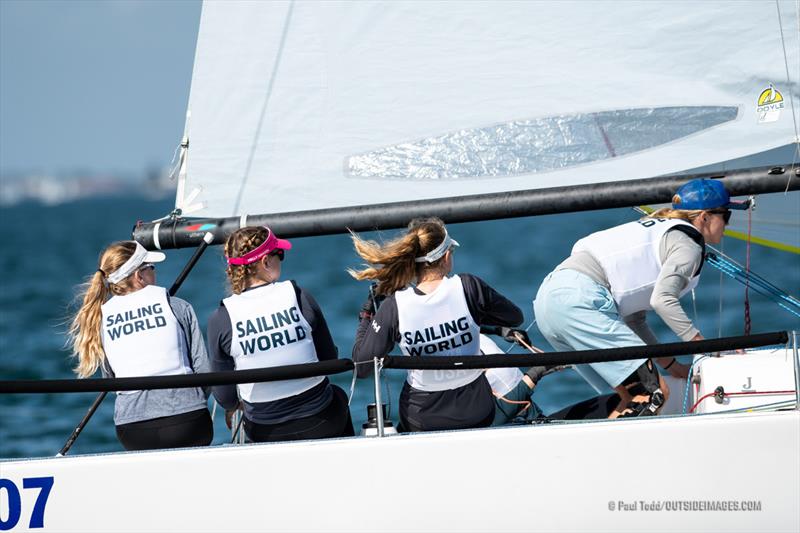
[1,0,797,182]
[0,0,201,179]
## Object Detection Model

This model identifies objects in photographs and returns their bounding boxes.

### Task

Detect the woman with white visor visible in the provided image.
[533,178,750,417]
[351,217,524,432]
[69,241,212,450]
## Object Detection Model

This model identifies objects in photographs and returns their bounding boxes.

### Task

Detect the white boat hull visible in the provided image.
[2,410,798,532]
[693,348,797,413]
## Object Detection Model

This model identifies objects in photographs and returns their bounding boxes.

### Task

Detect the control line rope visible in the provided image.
[689,389,795,413]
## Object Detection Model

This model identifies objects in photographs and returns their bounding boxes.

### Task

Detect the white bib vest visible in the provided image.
[572,219,702,317]
[101,285,190,394]
[223,281,322,403]
[480,334,523,398]
[396,275,482,392]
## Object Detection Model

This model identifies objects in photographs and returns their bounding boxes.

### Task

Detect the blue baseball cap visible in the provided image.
[671,179,751,211]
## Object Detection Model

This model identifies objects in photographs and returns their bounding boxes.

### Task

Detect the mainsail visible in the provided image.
[136,0,800,248]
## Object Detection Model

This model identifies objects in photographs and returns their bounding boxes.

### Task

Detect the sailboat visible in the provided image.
[2,1,799,531]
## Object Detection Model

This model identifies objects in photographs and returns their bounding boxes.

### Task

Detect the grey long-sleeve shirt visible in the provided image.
[558,229,703,342]
[102,295,210,425]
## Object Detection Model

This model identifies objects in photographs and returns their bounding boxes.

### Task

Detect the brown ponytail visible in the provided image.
[349,217,449,295]
[224,226,269,295]
[68,241,139,378]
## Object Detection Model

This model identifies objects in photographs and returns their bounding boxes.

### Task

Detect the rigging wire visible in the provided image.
[774,0,800,190]
[348,360,373,406]
[231,1,295,216]
[347,365,360,406]
[718,240,724,338]
[384,373,392,420]
[705,252,800,318]
[347,360,392,420]
[743,201,753,335]
[230,410,244,444]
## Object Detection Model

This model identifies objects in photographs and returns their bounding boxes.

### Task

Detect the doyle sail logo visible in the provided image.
[756,84,784,123]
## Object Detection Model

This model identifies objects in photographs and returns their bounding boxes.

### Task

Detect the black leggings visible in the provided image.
[244,385,355,443]
[116,408,213,451]
[621,359,661,396]
[399,403,495,433]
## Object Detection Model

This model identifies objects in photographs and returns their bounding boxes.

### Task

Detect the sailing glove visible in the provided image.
[525,365,568,386]
[358,283,385,321]
[478,326,531,346]
[500,327,531,346]
[525,366,548,385]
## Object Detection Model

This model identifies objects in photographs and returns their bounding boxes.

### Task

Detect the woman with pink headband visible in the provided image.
[207,226,354,442]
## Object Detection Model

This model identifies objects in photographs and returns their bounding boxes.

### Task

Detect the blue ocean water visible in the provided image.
[0,196,797,459]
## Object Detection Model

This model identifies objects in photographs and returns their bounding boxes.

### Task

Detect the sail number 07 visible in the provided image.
[0,477,54,530]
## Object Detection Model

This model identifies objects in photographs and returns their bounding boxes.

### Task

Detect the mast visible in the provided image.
[133,166,799,250]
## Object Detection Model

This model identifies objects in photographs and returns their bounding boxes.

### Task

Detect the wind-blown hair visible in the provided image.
[349,217,449,296]
[68,241,139,378]
[225,226,269,295]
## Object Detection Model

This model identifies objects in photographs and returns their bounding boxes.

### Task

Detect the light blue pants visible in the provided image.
[533,269,646,392]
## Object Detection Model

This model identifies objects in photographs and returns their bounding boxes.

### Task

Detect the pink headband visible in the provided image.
[227,228,292,265]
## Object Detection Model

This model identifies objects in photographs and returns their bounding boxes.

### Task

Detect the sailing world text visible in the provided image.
[105,303,167,340]
[402,316,473,355]
[236,306,307,354]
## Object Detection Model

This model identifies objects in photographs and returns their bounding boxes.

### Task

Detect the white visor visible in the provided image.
[106,242,166,284]
[414,230,460,263]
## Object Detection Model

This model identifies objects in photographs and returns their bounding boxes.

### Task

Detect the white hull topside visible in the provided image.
[2,409,798,532]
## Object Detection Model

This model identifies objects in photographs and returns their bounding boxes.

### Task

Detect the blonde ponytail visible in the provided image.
[68,241,138,378]
[69,271,110,377]
[647,207,704,223]
[349,217,448,295]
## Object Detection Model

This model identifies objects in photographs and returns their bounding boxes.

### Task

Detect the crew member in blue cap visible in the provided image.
[533,178,749,418]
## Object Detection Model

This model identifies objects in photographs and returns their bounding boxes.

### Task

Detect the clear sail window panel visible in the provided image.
[345,106,739,181]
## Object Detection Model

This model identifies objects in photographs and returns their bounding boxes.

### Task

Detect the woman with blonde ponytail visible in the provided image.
[351,217,524,432]
[533,178,751,418]
[69,241,212,450]
[207,226,353,442]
